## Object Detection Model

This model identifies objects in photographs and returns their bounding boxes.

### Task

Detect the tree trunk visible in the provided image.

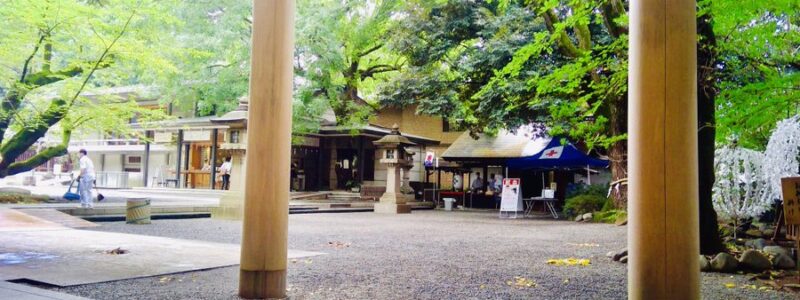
[697,10,726,255]
[609,96,628,209]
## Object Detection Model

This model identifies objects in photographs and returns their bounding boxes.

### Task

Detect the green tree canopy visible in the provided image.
[0,0,174,177]
[708,0,799,149]
[295,0,404,128]
[381,0,629,206]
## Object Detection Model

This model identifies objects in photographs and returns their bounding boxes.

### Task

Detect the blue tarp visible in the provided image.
[507,137,609,170]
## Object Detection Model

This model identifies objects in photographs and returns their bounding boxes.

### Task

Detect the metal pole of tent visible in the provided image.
[587,164,591,185]
[541,172,545,189]
[435,158,440,207]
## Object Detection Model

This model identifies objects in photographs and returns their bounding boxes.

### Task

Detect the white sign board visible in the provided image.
[183,130,211,142]
[500,178,523,212]
[153,132,173,143]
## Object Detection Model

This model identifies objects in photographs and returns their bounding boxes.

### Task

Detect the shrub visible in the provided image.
[566,183,608,199]
[564,194,607,217]
[600,196,615,212]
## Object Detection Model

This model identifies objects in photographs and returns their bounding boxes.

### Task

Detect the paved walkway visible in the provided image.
[0,208,324,288]
[52,211,795,300]
[0,281,89,300]
[1,185,433,216]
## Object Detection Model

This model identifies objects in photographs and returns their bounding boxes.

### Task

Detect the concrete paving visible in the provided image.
[0,208,64,232]
[12,209,99,228]
[0,281,90,300]
[0,209,324,287]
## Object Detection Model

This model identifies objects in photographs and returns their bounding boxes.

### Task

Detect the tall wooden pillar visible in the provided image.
[628,0,699,299]
[239,0,294,299]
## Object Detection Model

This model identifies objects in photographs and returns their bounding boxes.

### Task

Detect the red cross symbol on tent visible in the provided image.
[540,146,563,159]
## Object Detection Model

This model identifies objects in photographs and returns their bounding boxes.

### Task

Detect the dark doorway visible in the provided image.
[362,149,375,181]
[336,149,357,190]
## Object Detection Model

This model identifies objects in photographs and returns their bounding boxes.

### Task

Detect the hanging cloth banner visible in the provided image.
[424,151,435,167]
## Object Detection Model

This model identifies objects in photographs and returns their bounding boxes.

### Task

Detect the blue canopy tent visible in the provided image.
[507,138,609,170]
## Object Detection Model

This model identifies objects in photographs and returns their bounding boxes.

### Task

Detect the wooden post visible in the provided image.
[175,130,183,188]
[143,131,151,187]
[239,0,294,299]
[210,128,218,190]
[183,143,190,188]
[628,0,699,299]
[317,138,325,191]
[358,136,365,185]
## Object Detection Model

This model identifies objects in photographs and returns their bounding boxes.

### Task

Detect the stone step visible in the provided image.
[326,197,362,202]
[290,192,330,200]
[13,209,98,228]
[126,187,226,196]
[327,191,360,196]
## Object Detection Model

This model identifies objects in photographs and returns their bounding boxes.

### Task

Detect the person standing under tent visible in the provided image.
[219,157,233,190]
[78,149,96,208]
[470,172,483,192]
[488,173,503,208]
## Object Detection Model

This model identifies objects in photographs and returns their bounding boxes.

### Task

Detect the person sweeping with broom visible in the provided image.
[78,149,96,208]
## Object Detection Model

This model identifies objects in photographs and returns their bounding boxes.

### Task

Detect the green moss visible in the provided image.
[0,192,49,204]
[591,210,627,224]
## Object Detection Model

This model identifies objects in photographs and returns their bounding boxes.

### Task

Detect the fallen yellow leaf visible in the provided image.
[507,276,536,289]
[546,258,591,266]
[724,283,736,289]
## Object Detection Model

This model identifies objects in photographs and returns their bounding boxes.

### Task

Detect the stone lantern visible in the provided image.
[373,124,416,214]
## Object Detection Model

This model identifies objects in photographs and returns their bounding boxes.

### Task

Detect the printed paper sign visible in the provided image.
[781,177,800,225]
[500,178,523,212]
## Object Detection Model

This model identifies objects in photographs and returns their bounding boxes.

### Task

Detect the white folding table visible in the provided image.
[524,197,559,219]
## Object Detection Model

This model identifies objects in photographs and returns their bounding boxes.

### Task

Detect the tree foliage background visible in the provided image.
[1,1,797,252]
[0,0,176,177]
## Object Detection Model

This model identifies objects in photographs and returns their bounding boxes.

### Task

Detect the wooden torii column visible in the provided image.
[239,0,294,299]
[628,0,699,299]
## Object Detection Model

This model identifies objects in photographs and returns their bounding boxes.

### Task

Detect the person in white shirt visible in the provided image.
[218,157,233,190]
[78,149,96,208]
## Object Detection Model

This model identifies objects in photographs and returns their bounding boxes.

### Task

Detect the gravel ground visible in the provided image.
[46,210,795,300]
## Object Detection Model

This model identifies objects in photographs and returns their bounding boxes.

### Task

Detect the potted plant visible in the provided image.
[346,180,361,193]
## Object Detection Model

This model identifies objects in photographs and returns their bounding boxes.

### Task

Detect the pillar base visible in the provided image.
[239,269,287,299]
[374,203,411,214]
[378,192,412,204]
[211,191,244,220]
